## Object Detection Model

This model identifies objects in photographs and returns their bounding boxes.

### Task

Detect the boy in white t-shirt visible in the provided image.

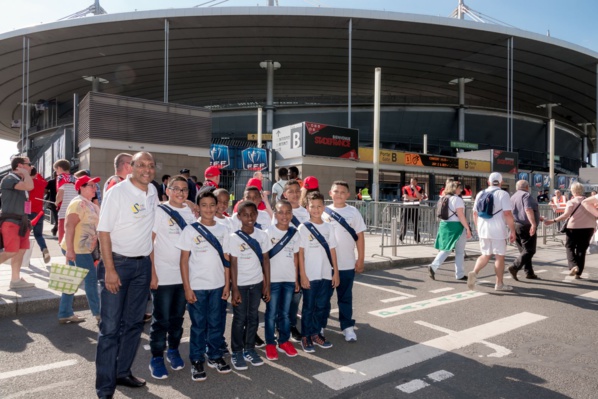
[322,180,366,342]
[177,191,232,381]
[231,186,271,232]
[264,200,300,361]
[279,179,310,342]
[213,187,232,354]
[229,201,272,370]
[298,191,339,353]
[149,175,198,379]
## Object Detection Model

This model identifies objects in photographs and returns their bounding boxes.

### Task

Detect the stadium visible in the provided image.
[1,2,597,198]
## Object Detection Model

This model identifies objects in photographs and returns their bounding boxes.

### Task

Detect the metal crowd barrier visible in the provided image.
[322,201,567,257]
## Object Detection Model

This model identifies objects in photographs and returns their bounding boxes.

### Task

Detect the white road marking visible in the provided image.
[476,280,492,284]
[428,370,454,382]
[370,291,486,318]
[0,360,78,380]
[330,308,339,314]
[575,290,598,301]
[313,312,546,390]
[404,266,420,270]
[4,379,80,399]
[535,269,547,274]
[380,296,411,303]
[563,273,589,282]
[429,287,454,294]
[396,379,429,393]
[353,281,416,297]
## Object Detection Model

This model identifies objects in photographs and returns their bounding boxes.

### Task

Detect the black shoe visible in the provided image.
[191,361,207,381]
[525,274,540,280]
[508,265,519,281]
[207,357,232,374]
[428,265,435,280]
[290,326,301,343]
[255,333,266,348]
[457,276,468,281]
[116,375,146,388]
[98,396,113,399]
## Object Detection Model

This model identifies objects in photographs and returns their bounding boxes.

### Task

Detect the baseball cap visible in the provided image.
[488,172,503,185]
[303,176,319,190]
[246,177,263,191]
[75,175,100,191]
[204,166,221,178]
[179,168,190,174]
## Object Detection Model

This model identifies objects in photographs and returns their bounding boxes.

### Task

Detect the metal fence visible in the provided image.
[324,200,567,257]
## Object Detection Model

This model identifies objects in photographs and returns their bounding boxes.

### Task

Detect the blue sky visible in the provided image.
[2,0,597,161]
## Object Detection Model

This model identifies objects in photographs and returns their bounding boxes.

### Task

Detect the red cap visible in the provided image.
[246,177,263,191]
[303,176,319,190]
[75,175,100,191]
[205,166,221,178]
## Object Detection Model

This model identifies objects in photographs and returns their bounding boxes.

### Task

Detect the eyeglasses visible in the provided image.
[169,187,189,194]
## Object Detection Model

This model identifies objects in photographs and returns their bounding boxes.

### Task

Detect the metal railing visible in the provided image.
[323,200,566,257]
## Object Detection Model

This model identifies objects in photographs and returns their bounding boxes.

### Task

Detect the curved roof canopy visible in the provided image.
[0,6,597,141]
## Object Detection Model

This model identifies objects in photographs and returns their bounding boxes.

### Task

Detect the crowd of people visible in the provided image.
[2,152,598,399]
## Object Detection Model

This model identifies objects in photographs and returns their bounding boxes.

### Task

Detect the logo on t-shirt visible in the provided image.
[239,243,250,252]
[131,203,147,215]
[193,235,205,245]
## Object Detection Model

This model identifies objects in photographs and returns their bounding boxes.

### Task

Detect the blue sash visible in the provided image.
[254,222,262,230]
[190,222,230,268]
[324,207,359,241]
[158,204,188,231]
[268,227,297,259]
[303,221,333,267]
[235,230,264,266]
[291,215,300,228]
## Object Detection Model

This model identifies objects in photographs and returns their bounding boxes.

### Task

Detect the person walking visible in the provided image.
[546,182,597,279]
[467,172,516,291]
[428,181,472,281]
[27,167,50,263]
[508,180,543,281]
[95,152,158,399]
[58,175,102,324]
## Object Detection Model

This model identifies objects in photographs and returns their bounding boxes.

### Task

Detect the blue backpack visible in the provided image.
[476,189,501,219]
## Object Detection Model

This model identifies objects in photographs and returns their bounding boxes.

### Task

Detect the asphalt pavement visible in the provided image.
[1,226,598,398]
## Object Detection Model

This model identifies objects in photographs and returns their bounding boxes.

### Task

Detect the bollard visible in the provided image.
[543,221,547,245]
[391,217,398,256]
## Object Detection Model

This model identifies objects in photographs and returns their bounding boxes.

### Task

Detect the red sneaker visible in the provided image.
[277,341,298,357]
[265,344,278,361]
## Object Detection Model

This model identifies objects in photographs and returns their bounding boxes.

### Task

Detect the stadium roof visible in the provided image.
[0,6,597,141]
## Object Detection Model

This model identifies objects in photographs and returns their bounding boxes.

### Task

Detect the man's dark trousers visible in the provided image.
[513,223,537,276]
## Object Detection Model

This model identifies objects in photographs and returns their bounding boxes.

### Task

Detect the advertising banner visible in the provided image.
[272,123,303,159]
[458,158,491,172]
[557,175,568,190]
[303,122,358,159]
[405,153,459,169]
[517,172,530,182]
[492,150,518,174]
[241,148,268,171]
[209,144,230,169]
[532,173,549,188]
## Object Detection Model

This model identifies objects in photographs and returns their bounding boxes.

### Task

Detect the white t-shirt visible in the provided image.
[267,225,300,283]
[474,187,513,239]
[231,209,271,231]
[272,179,287,201]
[229,229,272,286]
[445,195,465,222]
[58,184,78,219]
[298,221,337,281]
[153,203,197,285]
[97,176,158,257]
[322,205,366,270]
[215,215,233,234]
[176,222,230,290]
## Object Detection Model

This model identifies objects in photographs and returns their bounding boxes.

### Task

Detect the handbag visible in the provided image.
[559,202,582,234]
[48,263,89,294]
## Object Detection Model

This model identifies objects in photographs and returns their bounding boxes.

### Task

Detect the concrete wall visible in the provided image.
[299,164,357,199]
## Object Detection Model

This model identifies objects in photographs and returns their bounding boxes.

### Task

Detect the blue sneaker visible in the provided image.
[231,351,248,371]
[149,357,169,379]
[243,349,264,366]
[301,336,315,353]
[312,334,333,349]
[166,349,185,370]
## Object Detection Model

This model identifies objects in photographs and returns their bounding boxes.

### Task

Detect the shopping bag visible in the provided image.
[48,263,89,294]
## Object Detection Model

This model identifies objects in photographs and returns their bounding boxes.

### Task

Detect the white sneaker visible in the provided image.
[43,248,51,264]
[467,271,477,291]
[494,284,513,291]
[9,278,35,289]
[343,327,357,342]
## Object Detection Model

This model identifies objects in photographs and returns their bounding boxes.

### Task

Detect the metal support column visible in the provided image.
[549,119,555,195]
[20,37,26,153]
[25,37,30,154]
[73,93,79,159]
[373,68,381,203]
[266,61,275,133]
[348,18,352,128]
[164,19,169,103]
[458,77,465,143]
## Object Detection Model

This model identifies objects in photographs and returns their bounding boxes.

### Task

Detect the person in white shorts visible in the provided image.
[467,172,516,291]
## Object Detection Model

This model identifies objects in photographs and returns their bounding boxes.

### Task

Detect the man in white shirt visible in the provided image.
[467,172,516,292]
[271,167,288,204]
[95,152,158,398]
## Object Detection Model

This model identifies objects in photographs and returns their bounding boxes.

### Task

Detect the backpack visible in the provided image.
[436,194,455,221]
[476,189,500,219]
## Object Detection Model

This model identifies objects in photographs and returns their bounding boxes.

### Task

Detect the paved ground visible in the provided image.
[2,225,598,398]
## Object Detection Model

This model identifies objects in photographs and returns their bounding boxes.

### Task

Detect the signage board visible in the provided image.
[303,122,359,159]
[405,153,459,169]
[517,172,530,182]
[450,141,479,150]
[492,150,518,174]
[557,175,568,190]
[247,133,273,141]
[209,144,230,169]
[359,148,405,165]
[272,122,303,159]
[458,158,491,172]
[241,148,268,171]
[532,173,550,188]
